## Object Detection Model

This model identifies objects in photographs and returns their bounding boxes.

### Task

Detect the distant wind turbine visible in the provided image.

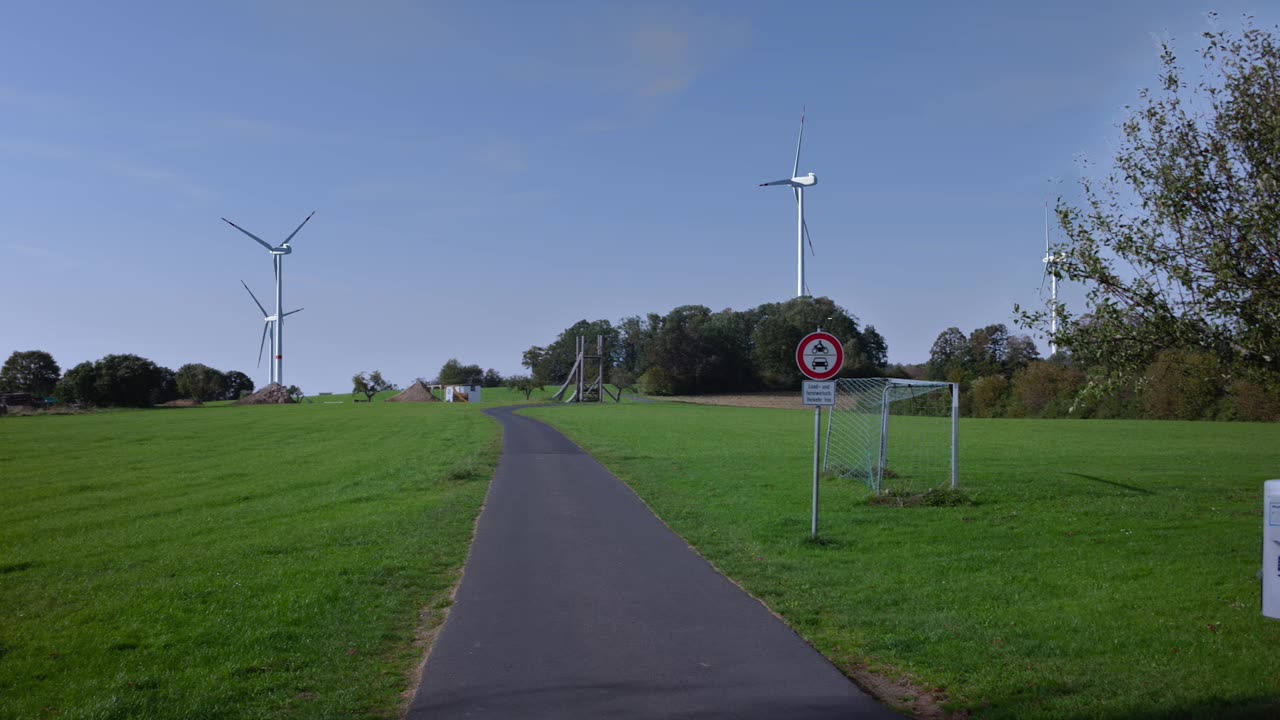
[760,108,817,298]
[240,279,302,380]
[1040,199,1059,356]
[223,212,314,386]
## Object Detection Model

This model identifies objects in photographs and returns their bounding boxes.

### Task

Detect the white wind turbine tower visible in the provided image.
[223,212,314,386]
[759,108,817,298]
[1041,199,1059,356]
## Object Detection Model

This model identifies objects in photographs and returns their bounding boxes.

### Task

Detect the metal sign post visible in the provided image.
[797,332,843,540]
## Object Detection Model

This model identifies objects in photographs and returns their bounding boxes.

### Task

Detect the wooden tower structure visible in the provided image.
[552,335,620,403]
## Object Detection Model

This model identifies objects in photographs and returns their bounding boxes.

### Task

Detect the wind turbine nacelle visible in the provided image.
[792,173,817,187]
[270,245,292,255]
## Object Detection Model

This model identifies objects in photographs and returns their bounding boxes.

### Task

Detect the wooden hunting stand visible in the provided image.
[552,335,620,403]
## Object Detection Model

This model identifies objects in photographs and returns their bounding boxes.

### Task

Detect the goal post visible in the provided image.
[823,378,958,493]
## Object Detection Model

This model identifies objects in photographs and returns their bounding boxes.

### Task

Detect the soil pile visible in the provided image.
[158,398,202,408]
[236,383,294,405]
[386,381,439,403]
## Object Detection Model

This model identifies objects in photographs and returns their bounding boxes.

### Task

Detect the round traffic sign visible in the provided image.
[796,331,844,381]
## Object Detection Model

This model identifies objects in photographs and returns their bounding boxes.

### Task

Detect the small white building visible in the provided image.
[445,383,482,403]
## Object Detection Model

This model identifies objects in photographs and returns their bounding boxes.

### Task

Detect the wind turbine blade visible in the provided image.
[759,179,792,187]
[283,211,316,245]
[222,218,274,251]
[240,280,269,317]
[258,322,270,368]
[1044,199,1050,253]
[792,107,805,178]
[1039,264,1048,295]
[283,308,304,317]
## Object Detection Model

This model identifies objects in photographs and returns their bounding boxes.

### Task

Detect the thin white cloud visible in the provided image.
[0,139,215,203]
[503,9,749,131]
[0,86,79,114]
[628,24,696,98]
[473,141,527,175]
[5,243,63,261]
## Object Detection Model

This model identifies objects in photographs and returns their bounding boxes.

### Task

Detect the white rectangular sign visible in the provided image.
[801,381,835,407]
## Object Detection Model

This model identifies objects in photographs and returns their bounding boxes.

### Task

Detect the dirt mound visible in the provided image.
[236,383,294,405]
[158,398,202,408]
[662,392,805,409]
[386,381,439,403]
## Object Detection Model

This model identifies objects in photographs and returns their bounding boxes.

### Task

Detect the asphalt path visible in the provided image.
[408,406,901,719]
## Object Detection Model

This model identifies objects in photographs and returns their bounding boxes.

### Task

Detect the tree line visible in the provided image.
[521,296,890,396]
[0,350,255,407]
[923,324,1279,421]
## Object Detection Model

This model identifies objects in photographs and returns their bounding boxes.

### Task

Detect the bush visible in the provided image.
[609,367,637,391]
[1220,379,1280,422]
[505,375,538,401]
[637,367,676,396]
[1011,361,1087,418]
[969,375,1010,418]
[1141,349,1224,420]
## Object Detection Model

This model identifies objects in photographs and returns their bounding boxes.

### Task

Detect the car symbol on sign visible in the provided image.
[812,357,828,369]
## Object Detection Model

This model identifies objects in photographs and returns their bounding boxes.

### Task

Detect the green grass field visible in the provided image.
[524,402,1280,719]
[0,399,511,719]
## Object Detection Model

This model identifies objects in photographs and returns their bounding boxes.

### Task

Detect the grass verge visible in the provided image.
[0,401,499,719]
[523,402,1280,719]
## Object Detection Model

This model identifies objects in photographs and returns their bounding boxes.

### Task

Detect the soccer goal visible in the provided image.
[823,378,959,493]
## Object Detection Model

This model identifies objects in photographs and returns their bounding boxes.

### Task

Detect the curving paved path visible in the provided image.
[408,406,901,719]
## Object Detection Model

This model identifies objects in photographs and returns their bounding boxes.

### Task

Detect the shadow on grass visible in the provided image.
[1094,694,1280,720]
[1065,472,1155,496]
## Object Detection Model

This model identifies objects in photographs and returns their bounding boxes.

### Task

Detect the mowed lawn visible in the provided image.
[0,401,500,719]
[525,402,1280,719]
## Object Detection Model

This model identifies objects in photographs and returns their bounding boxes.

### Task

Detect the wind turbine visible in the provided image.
[223,212,314,386]
[1040,199,1059,356]
[760,108,817,298]
[239,280,302,384]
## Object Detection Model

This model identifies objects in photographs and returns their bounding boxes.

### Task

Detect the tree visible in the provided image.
[437,359,483,385]
[286,385,304,403]
[926,327,967,382]
[506,374,538,400]
[967,324,1010,378]
[843,325,889,377]
[0,350,61,397]
[482,368,504,387]
[521,346,547,383]
[531,320,619,386]
[751,297,862,389]
[152,366,179,406]
[641,305,750,395]
[94,354,166,407]
[616,315,652,378]
[352,370,392,401]
[175,363,223,402]
[55,361,97,404]
[1027,20,1280,382]
[222,370,254,400]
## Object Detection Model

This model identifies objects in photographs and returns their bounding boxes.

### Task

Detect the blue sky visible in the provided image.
[3,1,1277,393]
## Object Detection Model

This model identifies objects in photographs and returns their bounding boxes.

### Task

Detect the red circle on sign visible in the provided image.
[796,331,844,381]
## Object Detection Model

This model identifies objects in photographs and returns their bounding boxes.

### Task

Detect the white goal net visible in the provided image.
[823,378,958,493]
